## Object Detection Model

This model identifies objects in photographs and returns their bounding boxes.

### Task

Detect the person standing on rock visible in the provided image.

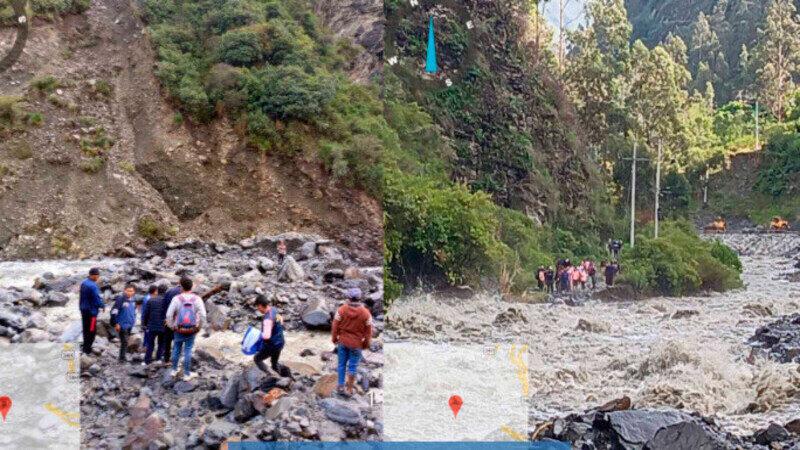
[253,294,288,377]
[79,267,106,355]
[165,277,206,380]
[605,261,620,287]
[142,284,169,366]
[110,284,138,363]
[331,288,373,397]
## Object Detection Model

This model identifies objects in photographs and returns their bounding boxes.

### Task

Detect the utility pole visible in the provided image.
[630,137,638,248]
[755,99,760,150]
[654,139,663,239]
[703,166,709,206]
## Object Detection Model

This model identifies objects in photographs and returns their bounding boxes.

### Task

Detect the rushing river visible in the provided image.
[388,234,800,437]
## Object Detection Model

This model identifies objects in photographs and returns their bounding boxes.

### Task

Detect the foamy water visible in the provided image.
[389,234,800,436]
[0,259,123,289]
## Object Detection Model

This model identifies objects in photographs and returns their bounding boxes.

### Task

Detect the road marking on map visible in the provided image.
[44,403,79,428]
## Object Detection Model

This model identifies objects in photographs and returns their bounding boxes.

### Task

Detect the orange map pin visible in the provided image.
[448,394,463,418]
[0,396,11,422]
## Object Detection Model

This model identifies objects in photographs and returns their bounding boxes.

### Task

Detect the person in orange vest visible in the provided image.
[331,288,373,396]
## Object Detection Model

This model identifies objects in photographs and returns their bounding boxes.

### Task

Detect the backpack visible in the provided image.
[175,295,198,334]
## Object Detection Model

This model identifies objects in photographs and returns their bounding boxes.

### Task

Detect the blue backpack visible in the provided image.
[241,326,263,355]
[176,295,198,334]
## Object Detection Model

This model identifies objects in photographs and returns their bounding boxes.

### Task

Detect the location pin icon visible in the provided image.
[448,395,463,418]
[0,396,11,422]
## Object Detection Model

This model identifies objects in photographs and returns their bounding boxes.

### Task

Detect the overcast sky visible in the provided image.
[542,0,587,31]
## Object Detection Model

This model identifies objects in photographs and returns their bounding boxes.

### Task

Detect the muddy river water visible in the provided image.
[388,234,800,436]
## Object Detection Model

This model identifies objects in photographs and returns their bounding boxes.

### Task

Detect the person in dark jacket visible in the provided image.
[142,284,169,365]
[79,268,105,355]
[253,294,288,377]
[110,284,138,362]
[160,281,182,363]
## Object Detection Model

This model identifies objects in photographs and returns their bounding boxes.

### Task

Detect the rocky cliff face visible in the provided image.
[314,0,384,83]
[0,0,382,263]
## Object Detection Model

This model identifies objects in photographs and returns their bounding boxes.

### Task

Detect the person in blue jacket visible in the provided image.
[110,284,138,363]
[79,268,105,355]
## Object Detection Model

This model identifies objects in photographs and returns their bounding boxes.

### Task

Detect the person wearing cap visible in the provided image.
[331,288,373,396]
[252,294,288,377]
[79,267,105,354]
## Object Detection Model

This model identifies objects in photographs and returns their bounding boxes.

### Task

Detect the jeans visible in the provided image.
[118,328,130,361]
[171,332,196,374]
[144,329,169,364]
[80,311,97,354]
[337,344,362,386]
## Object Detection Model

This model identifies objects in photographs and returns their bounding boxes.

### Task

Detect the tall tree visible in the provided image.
[564,0,631,149]
[755,0,800,121]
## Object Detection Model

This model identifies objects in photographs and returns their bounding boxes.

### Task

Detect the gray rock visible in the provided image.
[301,297,332,328]
[298,241,317,260]
[318,398,363,426]
[649,420,727,450]
[220,374,241,408]
[19,329,50,342]
[234,397,257,423]
[753,423,791,445]
[277,256,305,283]
[44,292,69,307]
[202,420,239,447]
[607,410,687,446]
[266,397,297,420]
[173,381,196,394]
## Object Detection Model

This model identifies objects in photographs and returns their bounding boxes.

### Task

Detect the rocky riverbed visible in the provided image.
[0,232,384,446]
[387,234,800,445]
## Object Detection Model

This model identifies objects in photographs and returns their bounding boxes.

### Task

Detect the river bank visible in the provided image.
[0,232,384,445]
[387,233,800,443]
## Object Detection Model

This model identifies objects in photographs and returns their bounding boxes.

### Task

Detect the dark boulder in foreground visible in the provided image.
[533,398,800,449]
[749,314,800,363]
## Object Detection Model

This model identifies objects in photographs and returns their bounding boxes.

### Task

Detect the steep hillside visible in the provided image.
[0,0,382,263]
[386,0,602,220]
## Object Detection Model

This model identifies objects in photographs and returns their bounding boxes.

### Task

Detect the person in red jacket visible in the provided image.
[331,288,373,396]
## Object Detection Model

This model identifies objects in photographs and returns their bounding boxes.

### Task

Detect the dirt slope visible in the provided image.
[0,0,382,263]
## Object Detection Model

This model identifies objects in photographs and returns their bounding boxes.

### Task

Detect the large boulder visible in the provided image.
[607,410,688,446]
[318,398,363,426]
[301,297,332,328]
[123,413,166,449]
[220,374,242,409]
[749,314,800,363]
[43,292,69,307]
[202,420,239,447]
[313,374,338,398]
[277,256,306,283]
[206,301,231,331]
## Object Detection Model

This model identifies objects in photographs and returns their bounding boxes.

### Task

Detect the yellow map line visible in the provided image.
[508,344,529,397]
[500,425,526,441]
[43,403,79,428]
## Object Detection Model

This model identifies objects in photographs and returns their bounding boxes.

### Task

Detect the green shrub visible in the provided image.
[137,216,171,242]
[619,222,742,296]
[217,29,263,66]
[755,131,800,197]
[241,65,336,121]
[79,156,105,173]
[26,112,44,126]
[31,75,61,93]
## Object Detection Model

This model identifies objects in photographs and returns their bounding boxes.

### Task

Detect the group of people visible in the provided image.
[535,259,621,294]
[534,241,624,295]
[80,270,207,380]
[78,259,374,396]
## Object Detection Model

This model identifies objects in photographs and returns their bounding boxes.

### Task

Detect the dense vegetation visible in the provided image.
[0,0,90,24]
[139,0,388,194]
[619,221,742,296]
[383,0,622,299]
